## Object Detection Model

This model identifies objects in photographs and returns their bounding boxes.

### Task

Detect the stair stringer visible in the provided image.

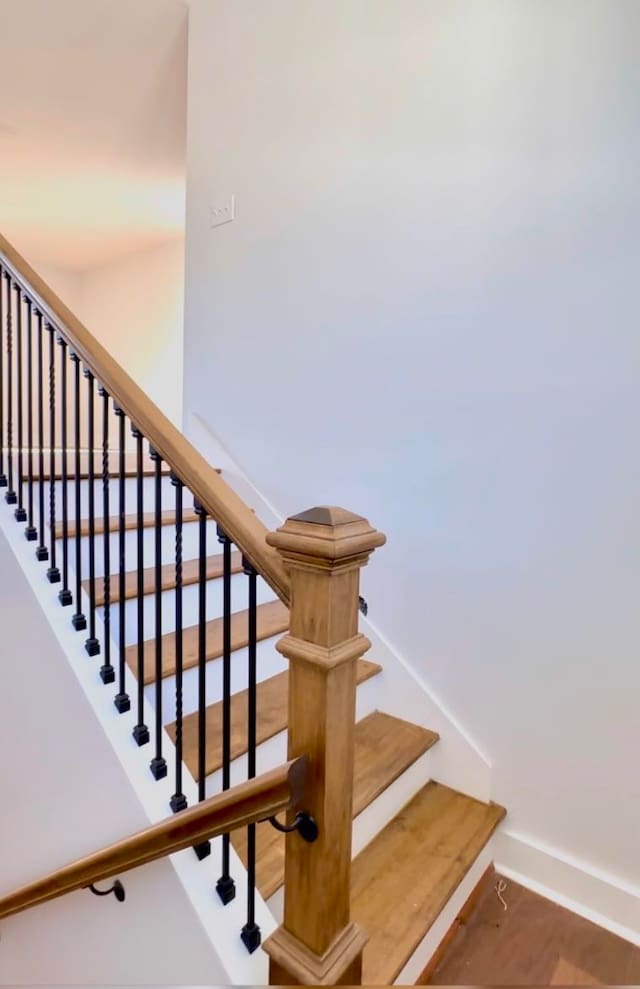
[0,499,276,986]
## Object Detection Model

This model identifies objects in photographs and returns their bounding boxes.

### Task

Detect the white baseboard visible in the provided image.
[494,829,640,947]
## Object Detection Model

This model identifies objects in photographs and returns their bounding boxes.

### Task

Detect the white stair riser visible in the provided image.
[144,636,288,720]
[204,729,290,798]
[45,474,177,519]
[394,845,494,984]
[103,572,277,647]
[351,748,435,857]
[57,517,220,577]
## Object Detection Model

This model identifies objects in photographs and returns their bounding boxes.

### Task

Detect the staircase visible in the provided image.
[45,465,504,983]
[0,233,506,985]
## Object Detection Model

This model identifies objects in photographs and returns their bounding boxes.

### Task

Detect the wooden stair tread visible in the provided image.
[54,508,199,539]
[127,599,289,685]
[352,781,506,984]
[87,551,244,606]
[351,711,439,815]
[230,711,438,901]
[170,659,383,781]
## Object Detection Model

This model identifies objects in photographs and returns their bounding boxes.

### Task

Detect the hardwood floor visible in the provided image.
[423,871,640,986]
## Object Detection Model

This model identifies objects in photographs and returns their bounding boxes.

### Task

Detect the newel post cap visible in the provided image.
[266,506,386,567]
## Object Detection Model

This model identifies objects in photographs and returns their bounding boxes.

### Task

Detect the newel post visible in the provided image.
[263,506,385,986]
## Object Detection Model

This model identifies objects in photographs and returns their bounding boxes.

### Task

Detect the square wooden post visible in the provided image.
[263,506,385,986]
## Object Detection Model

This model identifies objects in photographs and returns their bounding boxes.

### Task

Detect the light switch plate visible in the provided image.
[210,196,235,228]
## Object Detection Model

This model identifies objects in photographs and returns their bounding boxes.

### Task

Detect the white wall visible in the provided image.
[34,260,83,311]
[76,238,185,428]
[183,0,640,923]
[0,526,225,985]
[7,238,185,448]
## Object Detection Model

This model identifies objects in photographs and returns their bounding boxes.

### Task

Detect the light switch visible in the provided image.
[210,196,235,228]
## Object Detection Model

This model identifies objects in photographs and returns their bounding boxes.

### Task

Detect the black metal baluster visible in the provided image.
[5,271,16,505]
[0,267,6,489]
[241,556,261,953]
[14,284,26,522]
[149,448,167,779]
[84,369,99,654]
[35,312,48,561]
[57,337,72,603]
[216,524,236,905]
[71,353,86,629]
[113,407,130,713]
[192,501,211,860]
[99,387,114,684]
[170,474,187,811]
[46,325,60,583]
[132,427,149,745]
[24,299,37,540]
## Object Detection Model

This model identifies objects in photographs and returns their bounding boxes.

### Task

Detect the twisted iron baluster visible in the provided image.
[71,352,86,629]
[46,325,60,583]
[24,298,37,539]
[216,523,236,904]
[35,312,48,561]
[150,447,167,780]
[170,474,187,813]
[57,336,72,603]
[0,267,6,488]
[14,283,26,522]
[113,406,130,713]
[132,426,149,745]
[5,272,16,505]
[99,386,114,684]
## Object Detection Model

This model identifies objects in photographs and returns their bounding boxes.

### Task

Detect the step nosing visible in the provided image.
[87,551,244,605]
[53,509,201,539]
[168,660,383,780]
[127,599,290,685]
[226,706,438,905]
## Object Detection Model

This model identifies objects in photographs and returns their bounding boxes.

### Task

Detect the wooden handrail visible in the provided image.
[0,232,290,603]
[0,758,306,920]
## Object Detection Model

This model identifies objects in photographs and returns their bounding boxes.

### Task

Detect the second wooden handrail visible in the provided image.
[0,758,306,920]
[0,232,290,604]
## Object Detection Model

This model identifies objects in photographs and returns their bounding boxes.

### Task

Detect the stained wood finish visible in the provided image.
[351,711,438,814]
[87,550,244,606]
[263,507,385,986]
[231,710,439,900]
[416,864,496,985]
[171,659,383,781]
[0,758,307,921]
[126,598,289,685]
[54,508,199,540]
[349,780,505,985]
[0,232,289,602]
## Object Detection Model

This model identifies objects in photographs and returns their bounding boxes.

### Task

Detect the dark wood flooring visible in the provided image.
[423,872,640,986]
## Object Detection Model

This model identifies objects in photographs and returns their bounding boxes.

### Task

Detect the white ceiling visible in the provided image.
[0,0,188,271]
